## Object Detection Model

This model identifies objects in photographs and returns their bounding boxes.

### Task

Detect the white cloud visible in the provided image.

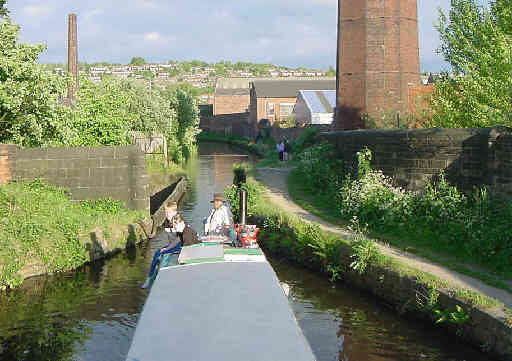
[144,32,162,41]
[143,32,176,42]
[23,4,53,17]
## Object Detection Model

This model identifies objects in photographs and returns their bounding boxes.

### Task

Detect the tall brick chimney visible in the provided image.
[67,13,78,102]
[335,0,420,130]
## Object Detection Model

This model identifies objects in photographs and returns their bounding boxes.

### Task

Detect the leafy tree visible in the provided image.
[0,0,8,17]
[424,0,512,128]
[326,66,336,76]
[0,19,71,146]
[68,77,136,146]
[129,56,145,66]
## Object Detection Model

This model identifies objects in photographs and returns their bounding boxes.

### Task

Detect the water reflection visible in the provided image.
[268,256,493,361]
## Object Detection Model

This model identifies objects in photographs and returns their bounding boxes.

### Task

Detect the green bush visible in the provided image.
[291,127,320,154]
[292,145,512,276]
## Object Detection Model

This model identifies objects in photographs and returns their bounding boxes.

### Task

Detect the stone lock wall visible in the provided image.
[0,145,150,211]
[322,126,512,195]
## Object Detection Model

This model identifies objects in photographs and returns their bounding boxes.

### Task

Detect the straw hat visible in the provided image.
[210,193,225,203]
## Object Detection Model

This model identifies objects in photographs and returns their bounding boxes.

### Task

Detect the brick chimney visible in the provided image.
[335,0,420,130]
[67,13,78,102]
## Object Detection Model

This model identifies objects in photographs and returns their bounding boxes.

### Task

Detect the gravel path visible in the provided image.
[255,167,512,310]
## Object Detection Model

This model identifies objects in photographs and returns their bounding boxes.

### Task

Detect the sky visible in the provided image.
[7,0,490,72]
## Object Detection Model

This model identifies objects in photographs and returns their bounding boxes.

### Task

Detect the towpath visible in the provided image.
[255,167,512,310]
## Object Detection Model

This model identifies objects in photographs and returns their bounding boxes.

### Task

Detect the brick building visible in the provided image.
[336,0,421,130]
[249,79,335,126]
[213,78,254,115]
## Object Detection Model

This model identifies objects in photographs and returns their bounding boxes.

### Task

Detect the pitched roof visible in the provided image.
[252,79,336,98]
[299,90,336,113]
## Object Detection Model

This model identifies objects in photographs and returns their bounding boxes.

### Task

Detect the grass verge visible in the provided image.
[0,179,145,290]
[287,169,512,294]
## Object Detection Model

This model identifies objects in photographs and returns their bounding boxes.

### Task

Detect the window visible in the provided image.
[279,103,295,118]
[267,102,275,117]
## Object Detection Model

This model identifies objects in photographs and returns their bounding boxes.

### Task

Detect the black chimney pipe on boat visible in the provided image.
[239,189,247,225]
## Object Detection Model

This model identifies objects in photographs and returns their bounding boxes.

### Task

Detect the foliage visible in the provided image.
[0,179,142,289]
[274,115,296,128]
[129,56,145,66]
[434,305,470,325]
[347,218,379,275]
[225,181,265,223]
[295,142,344,197]
[0,16,200,157]
[0,0,8,17]
[291,127,320,154]
[232,162,251,186]
[291,145,512,276]
[326,66,336,77]
[0,19,70,146]
[425,0,512,127]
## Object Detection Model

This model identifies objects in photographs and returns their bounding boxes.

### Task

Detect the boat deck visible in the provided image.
[126,243,316,361]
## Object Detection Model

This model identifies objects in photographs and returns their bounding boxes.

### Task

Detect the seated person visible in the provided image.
[204,193,234,238]
[164,201,178,225]
[140,203,180,289]
[173,214,200,246]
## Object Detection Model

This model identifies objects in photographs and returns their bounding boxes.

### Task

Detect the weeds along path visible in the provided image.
[255,167,512,310]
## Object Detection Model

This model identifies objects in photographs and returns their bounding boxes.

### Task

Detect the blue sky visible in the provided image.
[7,1,490,72]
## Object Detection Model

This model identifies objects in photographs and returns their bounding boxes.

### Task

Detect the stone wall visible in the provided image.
[200,112,255,138]
[0,145,150,211]
[322,126,512,195]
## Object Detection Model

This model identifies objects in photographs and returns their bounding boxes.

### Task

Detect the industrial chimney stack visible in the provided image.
[67,13,78,102]
[335,0,421,130]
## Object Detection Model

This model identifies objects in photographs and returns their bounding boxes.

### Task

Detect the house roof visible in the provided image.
[252,79,336,98]
[214,88,250,96]
[299,90,336,113]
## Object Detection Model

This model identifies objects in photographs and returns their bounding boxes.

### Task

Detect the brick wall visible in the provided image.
[1,145,150,211]
[336,0,420,130]
[0,144,16,184]
[322,126,512,195]
[214,94,250,115]
[250,96,297,125]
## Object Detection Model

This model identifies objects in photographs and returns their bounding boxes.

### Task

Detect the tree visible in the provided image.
[0,19,71,146]
[0,0,8,18]
[425,0,512,128]
[129,56,145,66]
[326,66,335,76]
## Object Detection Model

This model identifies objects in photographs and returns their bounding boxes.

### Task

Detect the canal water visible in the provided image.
[0,143,494,361]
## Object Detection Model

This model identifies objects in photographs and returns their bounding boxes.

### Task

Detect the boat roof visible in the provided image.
[126,246,316,361]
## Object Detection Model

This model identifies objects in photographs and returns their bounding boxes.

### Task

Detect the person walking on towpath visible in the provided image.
[277,140,285,161]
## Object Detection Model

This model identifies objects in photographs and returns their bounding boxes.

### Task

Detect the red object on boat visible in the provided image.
[235,224,259,248]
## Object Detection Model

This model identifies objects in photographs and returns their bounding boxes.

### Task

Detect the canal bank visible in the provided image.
[250,167,512,361]
[0,175,189,291]
[0,143,503,361]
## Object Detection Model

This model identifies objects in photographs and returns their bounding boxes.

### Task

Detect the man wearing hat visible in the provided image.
[204,192,233,237]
